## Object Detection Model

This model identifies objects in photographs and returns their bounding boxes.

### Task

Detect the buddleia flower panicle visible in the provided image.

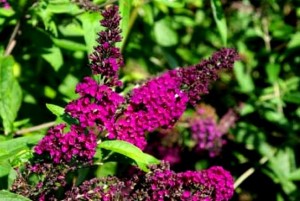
[109,48,239,149]
[15,5,238,201]
[89,5,123,86]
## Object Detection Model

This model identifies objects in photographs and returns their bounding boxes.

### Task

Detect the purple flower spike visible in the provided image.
[89,5,123,86]
[178,48,239,105]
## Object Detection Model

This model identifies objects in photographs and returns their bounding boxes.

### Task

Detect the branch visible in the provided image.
[5,21,21,56]
[15,121,55,135]
[234,156,269,189]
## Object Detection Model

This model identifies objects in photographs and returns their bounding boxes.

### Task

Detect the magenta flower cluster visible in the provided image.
[64,162,234,201]
[135,163,234,200]
[65,77,124,130]
[191,117,223,157]
[108,71,188,149]
[190,106,238,157]
[34,124,97,163]
[177,166,234,201]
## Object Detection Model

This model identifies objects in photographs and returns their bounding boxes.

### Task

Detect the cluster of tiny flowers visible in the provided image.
[63,177,130,201]
[61,162,234,201]
[0,0,10,9]
[108,71,188,149]
[11,162,75,201]
[190,105,238,157]
[34,124,97,163]
[73,0,100,12]
[178,48,239,105]
[177,166,234,201]
[65,77,124,130]
[191,117,223,157]
[89,5,123,86]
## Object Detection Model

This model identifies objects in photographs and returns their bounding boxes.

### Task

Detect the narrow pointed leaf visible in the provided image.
[210,0,227,46]
[98,140,160,172]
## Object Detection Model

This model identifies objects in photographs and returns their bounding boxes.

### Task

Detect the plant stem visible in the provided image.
[234,156,269,189]
[5,21,21,56]
[15,121,55,135]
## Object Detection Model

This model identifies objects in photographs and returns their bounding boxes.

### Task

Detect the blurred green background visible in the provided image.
[1,0,300,200]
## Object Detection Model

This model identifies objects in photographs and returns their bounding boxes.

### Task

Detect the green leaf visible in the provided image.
[47,0,81,14]
[35,1,58,36]
[263,110,287,124]
[233,61,254,93]
[41,46,63,71]
[98,140,160,172]
[210,0,227,46]
[266,147,297,194]
[0,56,22,134]
[0,190,31,201]
[52,38,87,51]
[119,0,132,50]
[154,18,178,47]
[266,63,280,83]
[8,168,17,189]
[141,4,154,25]
[0,135,43,161]
[283,92,300,104]
[153,0,184,8]
[96,161,118,177]
[287,32,300,49]
[58,23,84,37]
[288,169,300,181]
[46,103,65,117]
[0,161,11,177]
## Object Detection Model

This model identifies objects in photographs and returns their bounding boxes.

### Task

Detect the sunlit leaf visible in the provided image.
[0,56,22,134]
[41,46,63,71]
[210,0,227,46]
[0,135,43,161]
[233,61,254,93]
[154,18,178,47]
[46,103,65,117]
[119,0,132,50]
[0,190,31,201]
[52,38,87,51]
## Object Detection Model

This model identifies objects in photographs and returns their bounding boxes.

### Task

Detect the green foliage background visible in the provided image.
[0,0,300,200]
